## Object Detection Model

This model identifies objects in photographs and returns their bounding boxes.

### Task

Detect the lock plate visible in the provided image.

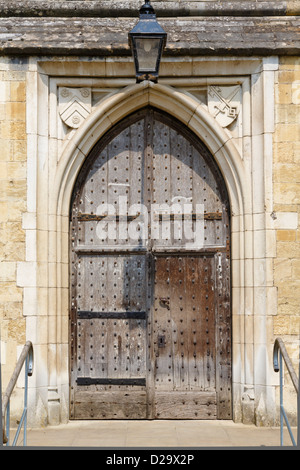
[158,335,166,348]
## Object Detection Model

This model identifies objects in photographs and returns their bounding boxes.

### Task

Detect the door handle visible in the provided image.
[159,297,170,310]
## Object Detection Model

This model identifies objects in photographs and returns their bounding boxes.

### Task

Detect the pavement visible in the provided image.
[21,419,297,449]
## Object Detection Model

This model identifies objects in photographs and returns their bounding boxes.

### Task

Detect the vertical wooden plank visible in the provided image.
[129,119,145,208]
[146,252,155,419]
[98,318,108,379]
[170,256,188,391]
[152,119,171,250]
[153,256,173,393]
[185,256,201,391]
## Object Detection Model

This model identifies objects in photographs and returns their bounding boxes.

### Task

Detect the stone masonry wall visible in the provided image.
[273,56,300,419]
[0,63,27,393]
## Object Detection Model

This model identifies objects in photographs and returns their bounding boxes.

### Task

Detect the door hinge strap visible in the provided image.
[77,311,146,320]
[155,212,222,221]
[77,213,140,222]
[76,378,146,386]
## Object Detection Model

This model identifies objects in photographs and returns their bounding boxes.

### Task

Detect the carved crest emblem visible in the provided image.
[208,85,241,128]
[59,87,92,129]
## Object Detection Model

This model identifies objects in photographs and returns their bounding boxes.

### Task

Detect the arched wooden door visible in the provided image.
[69,107,232,420]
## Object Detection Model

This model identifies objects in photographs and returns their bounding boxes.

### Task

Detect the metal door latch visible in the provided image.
[158,335,166,348]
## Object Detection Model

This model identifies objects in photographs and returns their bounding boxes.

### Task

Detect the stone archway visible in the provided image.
[50,81,250,423]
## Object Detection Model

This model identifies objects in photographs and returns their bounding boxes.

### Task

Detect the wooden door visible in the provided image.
[70,108,231,420]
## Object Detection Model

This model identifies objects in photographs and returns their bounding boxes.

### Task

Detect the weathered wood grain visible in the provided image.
[155,391,217,419]
[74,390,147,419]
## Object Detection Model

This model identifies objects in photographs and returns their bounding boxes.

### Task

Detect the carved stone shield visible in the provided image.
[59,87,92,129]
[208,85,241,128]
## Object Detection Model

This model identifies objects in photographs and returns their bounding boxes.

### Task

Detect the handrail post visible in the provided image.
[273,337,299,447]
[298,346,300,448]
[1,341,33,446]
[5,401,10,446]
[0,327,3,448]
[279,351,283,446]
[24,355,29,446]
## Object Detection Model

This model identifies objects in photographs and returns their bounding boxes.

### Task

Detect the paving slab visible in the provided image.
[20,420,297,449]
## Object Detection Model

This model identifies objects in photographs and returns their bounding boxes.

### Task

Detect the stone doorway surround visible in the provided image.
[20,56,278,426]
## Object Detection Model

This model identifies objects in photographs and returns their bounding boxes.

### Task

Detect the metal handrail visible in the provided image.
[273,337,299,447]
[1,341,34,446]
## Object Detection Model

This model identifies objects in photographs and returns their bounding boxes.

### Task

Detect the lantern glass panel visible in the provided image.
[135,37,161,72]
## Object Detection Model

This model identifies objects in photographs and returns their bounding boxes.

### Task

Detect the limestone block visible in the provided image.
[290,316,300,335]
[292,80,300,104]
[275,104,300,124]
[0,139,10,161]
[274,123,300,142]
[276,230,296,241]
[277,281,300,305]
[7,161,26,179]
[273,213,299,231]
[273,315,290,335]
[274,183,300,205]
[0,161,7,179]
[23,287,37,317]
[274,258,292,283]
[7,317,26,343]
[0,261,16,281]
[5,102,26,121]
[274,163,300,183]
[25,229,36,261]
[7,199,26,222]
[0,282,22,303]
[278,70,300,83]
[16,261,37,287]
[11,140,27,161]
[291,259,300,278]
[273,141,295,163]
[275,83,292,105]
[10,81,26,102]
[1,241,25,262]
[276,241,300,259]
[22,212,37,230]
[0,120,26,140]
[0,201,8,222]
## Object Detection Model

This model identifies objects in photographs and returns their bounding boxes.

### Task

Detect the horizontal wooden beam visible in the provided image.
[77,311,146,320]
[76,377,146,386]
[77,212,222,222]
